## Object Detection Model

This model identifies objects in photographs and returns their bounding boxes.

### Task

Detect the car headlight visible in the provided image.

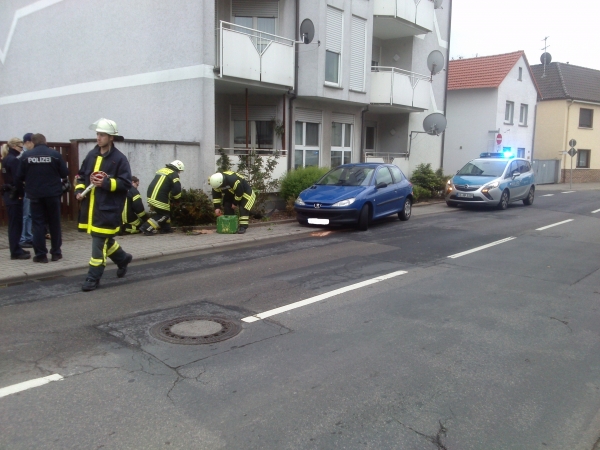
[295,197,305,206]
[446,179,454,192]
[482,181,499,192]
[332,198,356,207]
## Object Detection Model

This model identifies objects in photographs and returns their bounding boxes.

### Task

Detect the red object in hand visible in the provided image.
[91,171,107,183]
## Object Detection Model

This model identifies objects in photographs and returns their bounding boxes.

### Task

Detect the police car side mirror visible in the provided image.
[512,170,520,179]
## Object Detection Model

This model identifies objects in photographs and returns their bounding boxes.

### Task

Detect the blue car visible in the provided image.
[294,163,414,231]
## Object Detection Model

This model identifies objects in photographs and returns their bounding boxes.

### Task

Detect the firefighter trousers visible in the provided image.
[87,236,129,281]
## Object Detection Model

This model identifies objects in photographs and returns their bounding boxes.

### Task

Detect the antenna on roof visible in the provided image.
[540,36,551,78]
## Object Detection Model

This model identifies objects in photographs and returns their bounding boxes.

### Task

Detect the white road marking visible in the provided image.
[447,237,516,259]
[561,191,576,194]
[536,219,574,231]
[241,270,408,323]
[592,209,600,214]
[541,194,554,197]
[0,374,63,399]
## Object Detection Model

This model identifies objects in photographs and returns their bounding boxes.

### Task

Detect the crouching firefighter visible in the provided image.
[121,176,148,234]
[208,171,256,234]
[140,160,183,235]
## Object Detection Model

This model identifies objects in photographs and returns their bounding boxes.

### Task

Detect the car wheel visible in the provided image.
[297,219,309,226]
[399,198,412,221]
[357,205,370,231]
[523,186,535,205]
[446,201,458,207]
[497,190,509,210]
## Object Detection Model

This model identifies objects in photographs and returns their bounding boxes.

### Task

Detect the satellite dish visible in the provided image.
[299,19,315,44]
[423,113,447,136]
[540,52,552,64]
[427,50,445,76]
[433,0,443,8]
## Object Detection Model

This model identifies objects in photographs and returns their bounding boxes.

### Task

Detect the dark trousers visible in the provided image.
[222,196,250,228]
[30,196,62,257]
[87,235,128,281]
[3,194,25,257]
[141,208,172,233]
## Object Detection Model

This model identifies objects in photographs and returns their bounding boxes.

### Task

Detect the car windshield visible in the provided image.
[457,160,508,177]
[317,166,375,186]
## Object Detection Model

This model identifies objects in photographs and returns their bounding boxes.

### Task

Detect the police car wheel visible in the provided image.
[523,186,535,206]
[497,190,509,210]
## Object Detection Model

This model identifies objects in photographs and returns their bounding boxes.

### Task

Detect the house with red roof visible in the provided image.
[443,51,540,174]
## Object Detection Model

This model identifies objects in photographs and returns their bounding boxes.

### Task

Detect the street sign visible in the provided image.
[567,148,577,157]
[496,134,502,145]
[569,139,577,148]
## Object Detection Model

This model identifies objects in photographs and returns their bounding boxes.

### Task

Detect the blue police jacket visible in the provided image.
[15,144,69,199]
[1,148,24,205]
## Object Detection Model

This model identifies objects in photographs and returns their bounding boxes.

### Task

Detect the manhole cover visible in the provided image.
[149,316,242,345]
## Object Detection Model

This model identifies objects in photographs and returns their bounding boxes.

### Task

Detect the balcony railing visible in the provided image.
[373,0,434,39]
[218,21,295,88]
[215,147,287,157]
[370,67,431,110]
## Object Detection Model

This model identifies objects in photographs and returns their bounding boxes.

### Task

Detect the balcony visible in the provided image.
[373,0,434,39]
[218,21,295,89]
[370,67,431,112]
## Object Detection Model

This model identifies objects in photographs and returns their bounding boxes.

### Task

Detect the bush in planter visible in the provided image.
[411,185,432,203]
[170,188,215,227]
[236,150,280,218]
[279,166,330,202]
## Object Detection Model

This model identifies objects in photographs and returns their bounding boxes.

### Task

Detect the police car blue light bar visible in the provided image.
[479,152,515,158]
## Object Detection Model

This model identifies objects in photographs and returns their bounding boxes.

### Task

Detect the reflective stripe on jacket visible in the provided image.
[122,186,147,226]
[211,171,255,211]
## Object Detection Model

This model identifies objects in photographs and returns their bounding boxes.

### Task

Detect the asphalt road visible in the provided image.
[2,189,600,449]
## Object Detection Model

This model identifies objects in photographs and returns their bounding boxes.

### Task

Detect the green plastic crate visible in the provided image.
[217,215,238,234]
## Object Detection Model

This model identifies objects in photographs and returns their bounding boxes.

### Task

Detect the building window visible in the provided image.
[518,67,522,81]
[577,149,591,168]
[365,126,376,151]
[295,121,320,168]
[233,120,273,149]
[325,7,343,85]
[331,122,352,167]
[519,104,528,126]
[517,148,525,158]
[505,101,514,124]
[579,108,594,128]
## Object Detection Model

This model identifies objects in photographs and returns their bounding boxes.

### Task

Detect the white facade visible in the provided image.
[443,55,538,174]
[0,0,451,202]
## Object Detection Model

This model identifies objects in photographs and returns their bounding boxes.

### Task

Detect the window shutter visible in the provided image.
[295,108,322,123]
[231,105,277,121]
[331,113,354,124]
[350,16,366,91]
[232,0,279,18]
[326,7,343,54]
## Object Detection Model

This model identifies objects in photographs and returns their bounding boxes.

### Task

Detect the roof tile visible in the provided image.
[448,51,524,90]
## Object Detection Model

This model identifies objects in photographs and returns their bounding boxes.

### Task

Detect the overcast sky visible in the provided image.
[449,0,600,70]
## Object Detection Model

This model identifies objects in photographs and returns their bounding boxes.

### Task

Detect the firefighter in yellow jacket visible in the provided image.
[139,160,183,235]
[208,171,255,234]
[121,176,148,234]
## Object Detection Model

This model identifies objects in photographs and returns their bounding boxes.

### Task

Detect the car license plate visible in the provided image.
[308,218,329,225]
[457,193,473,198]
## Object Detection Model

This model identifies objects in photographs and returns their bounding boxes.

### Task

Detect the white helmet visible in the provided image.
[170,160,185,172]
[90,118,119,136]
[209,173,223,189]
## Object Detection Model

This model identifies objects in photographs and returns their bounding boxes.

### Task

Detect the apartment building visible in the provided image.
[0,0,450,198]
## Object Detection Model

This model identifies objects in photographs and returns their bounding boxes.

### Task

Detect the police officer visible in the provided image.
[15,134,69,263]
[208,171,256,234]
[139,160,183,236]
[121,176,148,234]
[0,138,30,260]
[75,118,133,292]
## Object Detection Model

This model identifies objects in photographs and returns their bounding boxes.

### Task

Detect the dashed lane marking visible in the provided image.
[592,209,600,214]
[561,191,576,194]
[242,270,408,323]
[0,374,63,399]
[541,194,554,197]
[447,237,517,259]
[535,219,574,231]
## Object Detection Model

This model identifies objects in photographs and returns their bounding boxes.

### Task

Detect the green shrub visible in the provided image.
[411,185,432,203]
[279,166,330,201]
[237,150,280,217]
[410,163,451,197]
[216,148,232,172]
[170,188,215,227]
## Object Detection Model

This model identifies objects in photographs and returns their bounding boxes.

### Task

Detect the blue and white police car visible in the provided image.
[445,152,535,210]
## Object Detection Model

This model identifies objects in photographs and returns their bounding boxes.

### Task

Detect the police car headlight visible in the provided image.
[332,198,356,207]
[295,196,305,206]
[482,181,499,193]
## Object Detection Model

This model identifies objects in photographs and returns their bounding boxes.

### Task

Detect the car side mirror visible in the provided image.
[512,170,520,178]
[375,182,388,189]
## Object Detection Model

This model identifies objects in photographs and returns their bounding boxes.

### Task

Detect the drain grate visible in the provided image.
[149,316,242,345]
